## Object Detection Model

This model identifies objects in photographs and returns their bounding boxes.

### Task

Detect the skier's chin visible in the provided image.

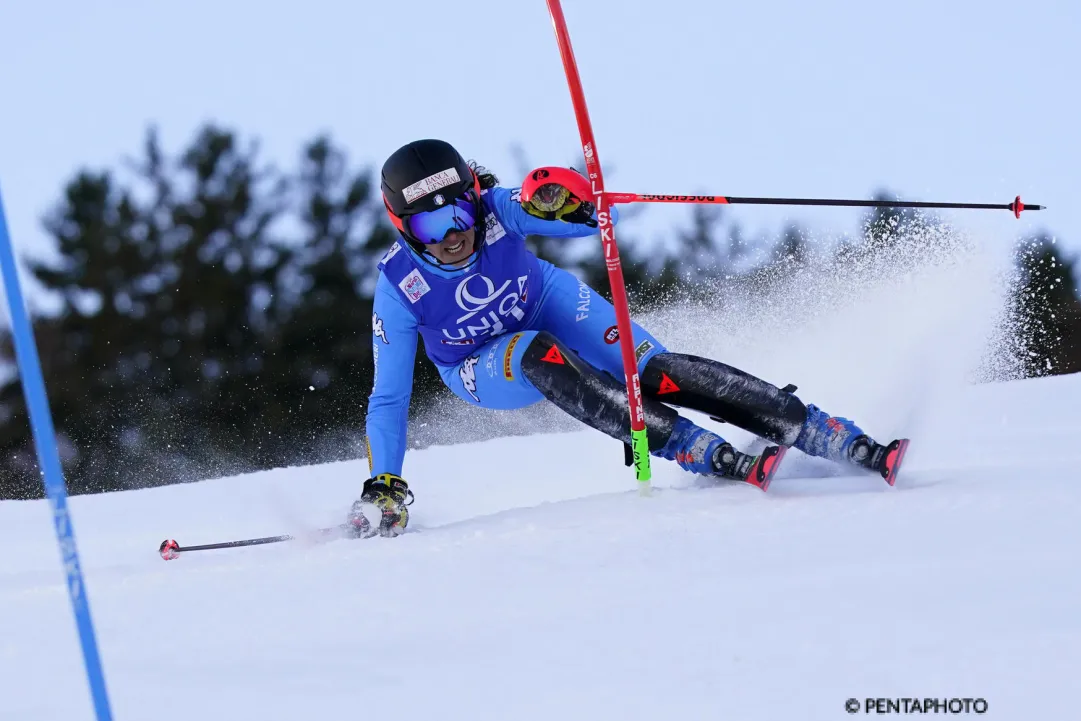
[433,232,475,265]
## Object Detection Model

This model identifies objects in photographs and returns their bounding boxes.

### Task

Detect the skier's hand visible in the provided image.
[346,473,413,538]
[520,166,597,228]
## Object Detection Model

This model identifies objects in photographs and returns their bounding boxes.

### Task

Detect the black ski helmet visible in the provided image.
[381,139,482,249]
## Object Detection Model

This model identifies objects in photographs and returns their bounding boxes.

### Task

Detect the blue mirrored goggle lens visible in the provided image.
[407,197,477,245]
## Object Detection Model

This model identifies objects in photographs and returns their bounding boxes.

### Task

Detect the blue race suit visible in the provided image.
[366,185,667,477]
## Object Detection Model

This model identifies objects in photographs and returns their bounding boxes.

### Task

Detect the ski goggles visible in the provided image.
[406,194,478,245]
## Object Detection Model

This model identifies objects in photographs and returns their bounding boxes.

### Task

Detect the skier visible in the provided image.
[349,139,908,538]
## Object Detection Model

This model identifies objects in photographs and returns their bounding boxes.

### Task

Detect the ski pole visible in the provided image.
[605,193,1043,218]
[159,525,346,560]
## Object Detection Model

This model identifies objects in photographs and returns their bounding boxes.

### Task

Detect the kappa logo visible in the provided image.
[399,269,431,303]
[459,355,481,402]
[372,313,389,344]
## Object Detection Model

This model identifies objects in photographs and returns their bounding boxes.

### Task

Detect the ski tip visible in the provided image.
[159,539,180,561]
[748,445,787,492]
[881,439,910,486]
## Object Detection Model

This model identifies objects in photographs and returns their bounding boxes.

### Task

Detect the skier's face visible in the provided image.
[426,227,476,265]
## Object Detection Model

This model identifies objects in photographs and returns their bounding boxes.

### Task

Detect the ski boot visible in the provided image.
[794,405,909,486]
[663,417,787,491]
[347,473,414,538]
[849,436,910,486]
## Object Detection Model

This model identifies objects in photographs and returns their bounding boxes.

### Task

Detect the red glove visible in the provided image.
[519,166,597,227]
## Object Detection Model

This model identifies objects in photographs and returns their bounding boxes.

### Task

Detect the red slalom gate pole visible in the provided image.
[545,0,652,492]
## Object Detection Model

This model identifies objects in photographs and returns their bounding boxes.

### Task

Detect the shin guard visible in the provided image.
[520,331,677,452]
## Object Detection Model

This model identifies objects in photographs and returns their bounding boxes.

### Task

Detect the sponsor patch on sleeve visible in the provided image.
[484,213,506,245]
[634,339,654,362]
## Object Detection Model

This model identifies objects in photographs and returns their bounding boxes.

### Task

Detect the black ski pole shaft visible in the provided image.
[607,192,1043,218]
[159,525,345,560]
[724,196,1042,214]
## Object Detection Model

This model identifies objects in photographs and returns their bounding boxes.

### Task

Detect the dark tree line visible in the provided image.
[1,128,1078,498]
[0,126,440,498]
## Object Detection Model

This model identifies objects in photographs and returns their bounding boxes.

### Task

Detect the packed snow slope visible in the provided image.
[2,232,1079,719]
[1,374,1079,720]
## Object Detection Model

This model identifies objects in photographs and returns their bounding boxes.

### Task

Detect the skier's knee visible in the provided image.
[521,330,684,453]
[642,352,807,445]
[522,330,620,405]
[528,330,560,352]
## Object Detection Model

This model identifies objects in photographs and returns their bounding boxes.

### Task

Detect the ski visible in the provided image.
[848,437,911,486]
[741,445,788,492]
[159,524,350,561]
[877,438,910,487]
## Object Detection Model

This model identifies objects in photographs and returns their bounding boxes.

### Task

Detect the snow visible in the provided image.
[1,372,1079,720]
[2,236,1079,719]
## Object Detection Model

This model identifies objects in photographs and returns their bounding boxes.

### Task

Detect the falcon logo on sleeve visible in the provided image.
[373,313,389,344]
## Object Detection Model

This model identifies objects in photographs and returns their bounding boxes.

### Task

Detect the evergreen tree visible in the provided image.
[677,204,725,269]
[0,126,401,498]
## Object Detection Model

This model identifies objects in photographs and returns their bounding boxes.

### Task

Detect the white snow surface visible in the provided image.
[2,374,1079,720]
[2,236,1080,719]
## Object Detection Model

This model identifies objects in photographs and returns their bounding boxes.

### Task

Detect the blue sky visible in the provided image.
[1,0,1077,302]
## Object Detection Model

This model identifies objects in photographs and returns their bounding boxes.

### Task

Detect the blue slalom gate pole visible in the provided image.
[0,185,114,720]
